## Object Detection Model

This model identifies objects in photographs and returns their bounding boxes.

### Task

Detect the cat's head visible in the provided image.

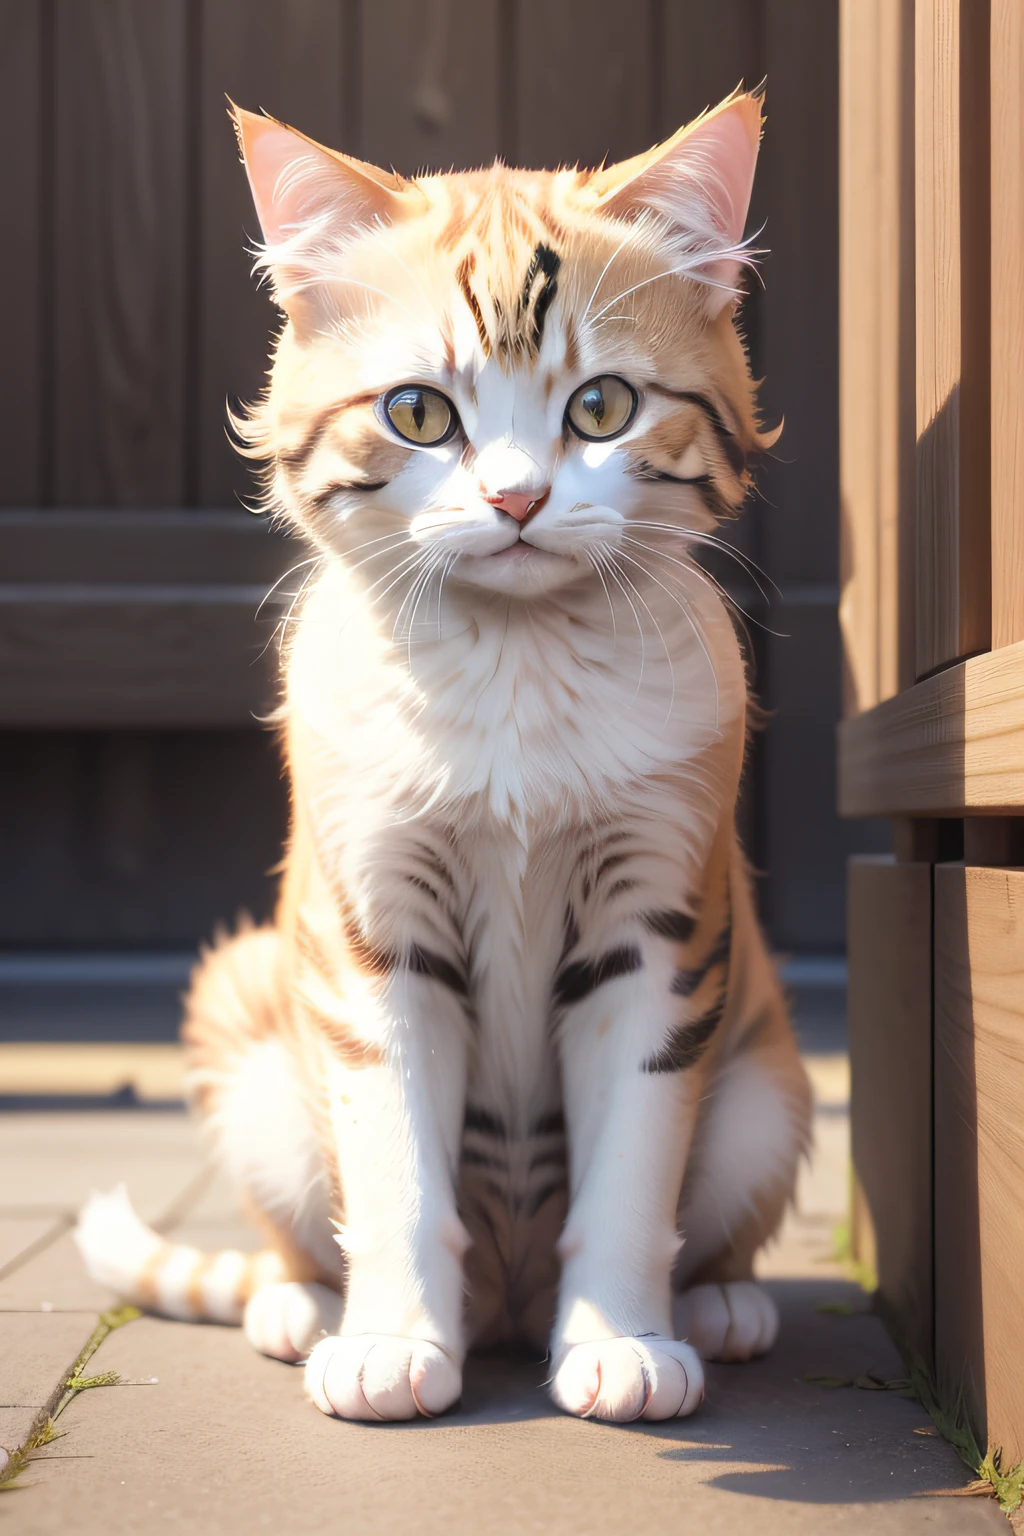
[236,90,775,602]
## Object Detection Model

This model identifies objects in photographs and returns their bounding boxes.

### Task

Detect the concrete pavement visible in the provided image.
[0,1050,1008,1534]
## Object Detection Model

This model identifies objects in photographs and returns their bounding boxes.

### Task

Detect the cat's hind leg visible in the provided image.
[672,992,812,1363]
[76,927,341,1362]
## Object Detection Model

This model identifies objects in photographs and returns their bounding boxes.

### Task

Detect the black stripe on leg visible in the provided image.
[407,943,468,998]
[643,909,696,942]
[554,945,642,1008]
[642,994,727,1073]
[670,924,732,997]
[527,1179,566,1219]
[530,1107,566,1137]
[464,1105,507,1137]
[460,1147,505,1170]
[559,904,580,966]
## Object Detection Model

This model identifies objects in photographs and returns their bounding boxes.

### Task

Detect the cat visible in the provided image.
[76,86,811,1425]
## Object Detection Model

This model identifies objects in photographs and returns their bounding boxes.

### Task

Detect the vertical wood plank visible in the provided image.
[53,0,188,507]
[659,1,761,134]
[198,0,346,507]
[839,0,916,715]
[848,856,934,1367]
[990,0,1024,650]
[915,0,991,676]
[759,0,880,950]
[514,0,653,168]
[758,0,840,592]
[360,0,499,173]
[0,1,44,505]
[935,864,1024,1463]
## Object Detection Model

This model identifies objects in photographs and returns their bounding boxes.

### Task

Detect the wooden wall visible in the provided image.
[0,0,873,951]
[841,0,1024,1461]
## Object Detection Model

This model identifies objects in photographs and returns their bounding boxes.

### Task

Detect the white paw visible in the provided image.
[550,1336,704,1422]
[244,1282,342,1363]
[673,1281,778,1362]
[304,1334,462,1421]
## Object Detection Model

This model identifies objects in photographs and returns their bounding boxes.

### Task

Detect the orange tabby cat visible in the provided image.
[77,87,811,1424]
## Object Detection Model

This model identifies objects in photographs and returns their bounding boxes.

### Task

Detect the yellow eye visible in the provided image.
[384,386,457,446]
[566,375,638,441]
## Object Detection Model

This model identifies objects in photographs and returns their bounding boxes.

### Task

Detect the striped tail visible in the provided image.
[74,1185,286,1324]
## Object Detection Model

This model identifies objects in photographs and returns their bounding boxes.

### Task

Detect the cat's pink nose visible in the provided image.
[483,487,550,523]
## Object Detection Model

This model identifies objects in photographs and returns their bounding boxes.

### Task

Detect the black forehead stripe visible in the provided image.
[650,386,747,477]
[457,255,491,355]
[520,242,561,351]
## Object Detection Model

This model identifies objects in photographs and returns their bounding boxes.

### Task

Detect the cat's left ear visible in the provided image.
[231,104,417,320]
[591,89,762,317]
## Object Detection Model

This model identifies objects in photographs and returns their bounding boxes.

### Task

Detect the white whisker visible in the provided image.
[597,548,646,705]
[626,518,780,600]
[256,556,321,620]
[616,543,721,729]
[579,223,643,329]
[586,552,618,647]
[611,548,678,725]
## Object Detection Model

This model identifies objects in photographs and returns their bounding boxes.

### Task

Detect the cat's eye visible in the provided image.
[383,385,458,446]
[565,375,638,442]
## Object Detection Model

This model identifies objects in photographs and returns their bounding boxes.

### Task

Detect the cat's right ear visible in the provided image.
[231,105,412,317]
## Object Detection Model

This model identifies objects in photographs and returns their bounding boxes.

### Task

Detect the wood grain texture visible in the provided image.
[990,0,1024,649]
[0,595,277,728]
[934,864,1024,1462]
[361,0,500,172]
[848,857,934,1369]
[659,0,761,133]
[0,510,299,583]
[0,511,302,727]
[0,1,44,505]
[757,0,840,591]
[198,0,346,507]
[838,638,1024,816]
[514,0,653,168]
[0,731,287,947]
[914,0,991,677]
[839,0,916,715]
[53,0,188,506]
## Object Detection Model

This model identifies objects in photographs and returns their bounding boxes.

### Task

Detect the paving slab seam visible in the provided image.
[0,1305,141,1489]
[0,1216,73,1284]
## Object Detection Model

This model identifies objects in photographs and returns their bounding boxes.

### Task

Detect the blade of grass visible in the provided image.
[0,1304,140,1492]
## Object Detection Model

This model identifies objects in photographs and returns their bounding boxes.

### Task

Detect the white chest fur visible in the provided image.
[289,560,745,828]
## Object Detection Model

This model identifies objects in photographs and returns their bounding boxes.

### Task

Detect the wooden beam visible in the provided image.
[990,0,1024,649]
[848,857,934,1368]
[838,638,1024,816]
[839,0,916,715]
[935,865,1024,1462]
[914,0,991,677]
[0,512,301,728]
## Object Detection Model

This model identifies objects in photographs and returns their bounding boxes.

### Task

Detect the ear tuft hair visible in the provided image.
[230,104,417,319]
[591,88,764,317]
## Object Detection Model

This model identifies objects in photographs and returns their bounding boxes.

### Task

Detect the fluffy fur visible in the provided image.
[76,87,811,1425]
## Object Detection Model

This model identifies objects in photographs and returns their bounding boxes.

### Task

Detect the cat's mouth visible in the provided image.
[486,540,554,560]
[449,539,582,596]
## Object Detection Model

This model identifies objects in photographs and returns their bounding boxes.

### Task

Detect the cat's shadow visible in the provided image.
[366,1282,973,1508]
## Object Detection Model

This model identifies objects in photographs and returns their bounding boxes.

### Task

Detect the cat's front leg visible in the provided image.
[297,886,473,1422]
[549,874,730,1422]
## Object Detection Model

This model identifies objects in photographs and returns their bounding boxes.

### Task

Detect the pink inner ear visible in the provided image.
[680,104,760,248]
[235,112,346,249]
